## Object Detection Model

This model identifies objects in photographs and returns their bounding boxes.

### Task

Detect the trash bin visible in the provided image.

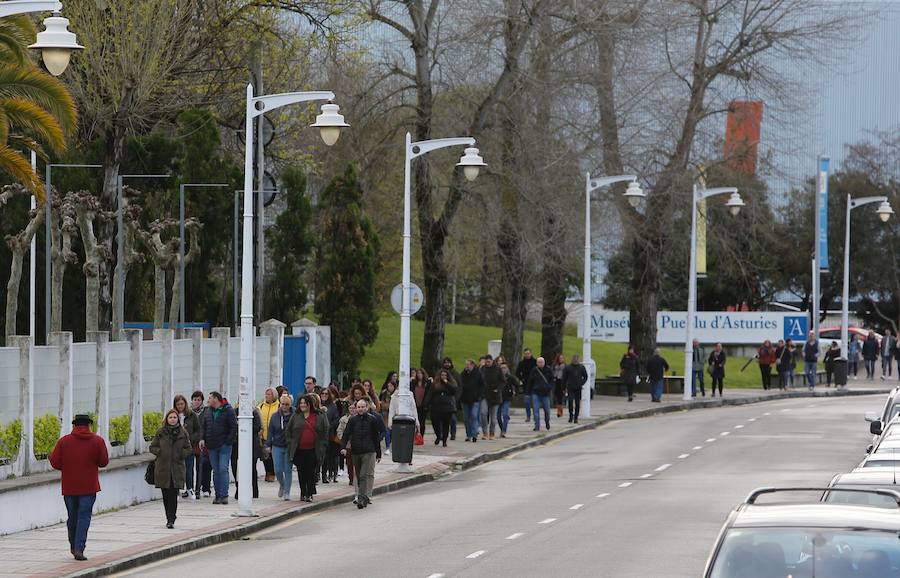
[834,358,848,387]
[391,415,416,464]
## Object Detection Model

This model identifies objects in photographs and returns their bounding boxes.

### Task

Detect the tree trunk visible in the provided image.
[498,225,527,363]
[539,233,567,359]
[104,126,125,338]
[5,206,45,343]
[76,205,102,335]
[50,204,76,334]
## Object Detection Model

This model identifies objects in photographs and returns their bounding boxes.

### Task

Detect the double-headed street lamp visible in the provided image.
[395,133,485,433]
[840,195,894,359]
[683,184,745,400]
[236,84,348,516]
[581,173,644,418]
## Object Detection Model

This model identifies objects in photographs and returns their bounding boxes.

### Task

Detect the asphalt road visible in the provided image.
[118,395,877,578]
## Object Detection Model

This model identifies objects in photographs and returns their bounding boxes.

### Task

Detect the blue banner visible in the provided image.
[818,157,829,271]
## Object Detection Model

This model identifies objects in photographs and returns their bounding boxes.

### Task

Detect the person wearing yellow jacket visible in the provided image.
[257,387,280,483]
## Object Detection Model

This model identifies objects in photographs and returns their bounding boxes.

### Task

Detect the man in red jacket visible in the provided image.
[49,414,109,561]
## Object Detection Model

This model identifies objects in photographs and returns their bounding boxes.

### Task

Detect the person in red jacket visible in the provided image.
[49,414,109,561]
[757,340,777,390]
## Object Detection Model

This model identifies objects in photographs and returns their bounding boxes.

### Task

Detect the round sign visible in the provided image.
[391,283,424,315]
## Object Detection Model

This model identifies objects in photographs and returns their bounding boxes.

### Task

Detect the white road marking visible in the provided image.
[734,425,744,429]
[693,446,703,450]
[764,412,772,416]
[781,409,791,412]
[596,493,611,498]
[678,453,690,459]
[506,533,524,540]
[720,431,730,436]
[539,518,557,524]
[640,473,653,479]
[618,482,633,488]
[466,550,486,559]
[748,418,757,422]
[655,463,672,472]
[426,574,445,578]
[570,504,584,510]
[706,438,717,443]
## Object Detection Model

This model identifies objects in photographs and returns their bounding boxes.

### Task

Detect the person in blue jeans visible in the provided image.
[646,349,670,402]
[527,357,554,431]
[199,391,237,504]
[516,349,537,422]
[460,359,484,442]
[267,394,294,500]
[691,339,706,396]
[497,361,520,437]
[802,331,819,390]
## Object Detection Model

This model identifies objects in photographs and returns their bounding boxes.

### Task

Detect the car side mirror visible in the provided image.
[871,421,883,436]
[865,411,879,423]
[867,444,874,454]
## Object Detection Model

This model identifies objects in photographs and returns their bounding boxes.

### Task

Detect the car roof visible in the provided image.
[831,471,900,485]
[733,503,900,530]
[860,457,900,468]
[874,439,900,451]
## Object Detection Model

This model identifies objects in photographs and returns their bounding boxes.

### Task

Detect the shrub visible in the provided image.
[142,412,163,440]
[33,414,61,457]
[109,415,131,445]
[0,419,22,461]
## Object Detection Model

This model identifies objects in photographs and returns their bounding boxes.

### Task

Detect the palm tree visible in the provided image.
[0,14,76,203]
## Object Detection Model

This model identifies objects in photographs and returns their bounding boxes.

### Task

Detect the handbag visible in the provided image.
[144,460,155,485]
[414,430,424,446]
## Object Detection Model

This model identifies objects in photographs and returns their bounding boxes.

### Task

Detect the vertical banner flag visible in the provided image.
[817,156,829,271]
[696,171,707,276]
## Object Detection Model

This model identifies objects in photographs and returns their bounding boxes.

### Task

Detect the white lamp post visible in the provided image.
[237,84,347,516]
[581,173,642,418]
[395,133,485,435]
[683,185,744,401]
[840,195,893,360]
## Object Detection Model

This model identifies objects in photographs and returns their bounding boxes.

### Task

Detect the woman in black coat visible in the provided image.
[428,370,458,447]
[707,344,727,397]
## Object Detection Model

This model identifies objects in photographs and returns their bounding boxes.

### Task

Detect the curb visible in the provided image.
[64,386,889,578]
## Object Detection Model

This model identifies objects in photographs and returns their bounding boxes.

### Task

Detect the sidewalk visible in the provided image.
[0,379,890,578]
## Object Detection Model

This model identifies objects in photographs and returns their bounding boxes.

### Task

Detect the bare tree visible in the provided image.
[49,190,79,333]
[167,219,203,331]
[1,185,44,343]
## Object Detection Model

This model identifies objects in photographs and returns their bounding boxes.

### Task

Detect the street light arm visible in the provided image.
[409,136,475,158]
[849,196,888,210]
[0,0,60,17]
[587,173,637,193]
[696,186,738,201]
[249,90,335,119]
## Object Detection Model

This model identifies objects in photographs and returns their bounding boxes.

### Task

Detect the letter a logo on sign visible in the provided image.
[784,316,808,341]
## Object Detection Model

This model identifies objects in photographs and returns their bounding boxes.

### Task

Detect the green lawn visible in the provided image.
[358,317,770,389]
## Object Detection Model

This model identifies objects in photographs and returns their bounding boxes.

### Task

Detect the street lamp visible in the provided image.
[683,184,743,401]
[581,172,643,418]
[840,195,893,360]
[179,183,228,333]
[44,163,102,340]
[395,132,485,447]
[28,10,82,76]
[237,84,347,516]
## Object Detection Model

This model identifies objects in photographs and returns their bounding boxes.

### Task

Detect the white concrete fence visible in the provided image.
[0,319,296,480]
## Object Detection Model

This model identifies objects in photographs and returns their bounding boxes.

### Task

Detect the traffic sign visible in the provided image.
[391,283,424,315]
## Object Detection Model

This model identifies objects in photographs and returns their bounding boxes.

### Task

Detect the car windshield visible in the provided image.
[709,528,900,578]
[823,489,899,509]
[862,460,900,468]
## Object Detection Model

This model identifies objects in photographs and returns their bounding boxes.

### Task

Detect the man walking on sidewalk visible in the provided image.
[646,349,670,403]
[882,328,896,380]
[460,359,484,442]
[199,391,237,505]
[516,349,537,422]
[563,355,588,423]
[341,399,384,509]
[803,331,819,390]
[691,339,706,397]
[49,414,109,561]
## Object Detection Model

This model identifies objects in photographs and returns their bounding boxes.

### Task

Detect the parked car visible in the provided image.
[865,387,900,440]
[858,452,900,469]
[819,326,882,345]
[824,471,900,509]
[703,487,900,578]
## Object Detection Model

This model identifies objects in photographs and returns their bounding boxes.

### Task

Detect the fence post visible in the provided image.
[50,332,74,436]
[87,331,111,451]
[154,329,175,413]
[260,319,286,390]
[213,327,230,399]
[9,336,32,476]
[185,327,204,394]
[125,329,144,454]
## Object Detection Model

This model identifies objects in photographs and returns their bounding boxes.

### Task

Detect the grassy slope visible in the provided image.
[358,317,768,389]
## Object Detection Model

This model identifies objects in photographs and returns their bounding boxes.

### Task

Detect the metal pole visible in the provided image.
[399,132,412,395]
[116,175,124,341]
[811,258,817,340]
[841,194,851,360]
[255,60,265,325]
[45,163,51,340]
[813,156,823,339]
[581,172,593,417]
[179,184,185,333]
[29,150,36,341]
[233,189,238,331]
[237,83,256,517]
[683,184,699,401]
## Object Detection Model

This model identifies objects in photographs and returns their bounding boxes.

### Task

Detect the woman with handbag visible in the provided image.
[619,347,639,402]
[149,409,193,529]
[173,394,200,498]
[285,395,330,502]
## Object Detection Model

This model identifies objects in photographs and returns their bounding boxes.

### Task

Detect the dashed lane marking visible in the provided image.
[678,453,690,459]
[466,551,486,559]
[426,574,445,578]
[570,504,584,510]
[640,473,653,479]
[764,412,772,416]
[539,518,557,524]
[618,482,633,488]
[748,418,757,422]
[655,464,672,472]
[706,438,717,443]
[734,425,744,429]
[506,533,524,540]
[693,446,703,450]
[596,493,611,498]
[720,432,731,436]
